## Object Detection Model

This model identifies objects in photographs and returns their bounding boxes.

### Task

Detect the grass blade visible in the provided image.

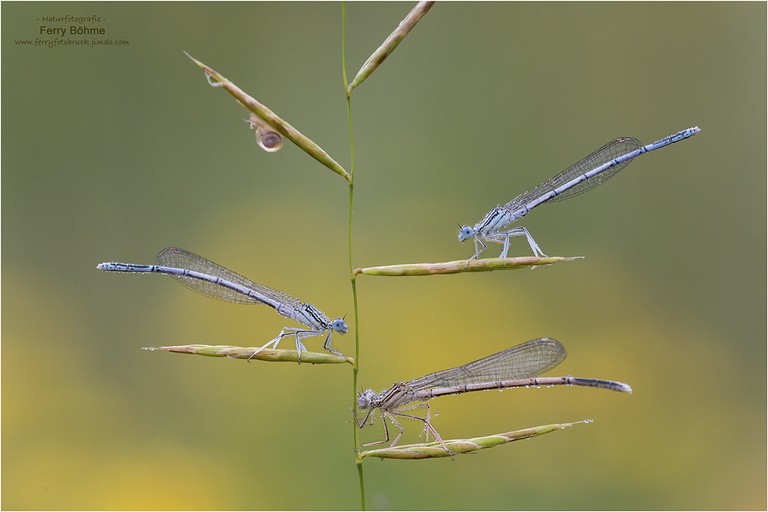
[354,256,582,277]
[184,51,351,183]
[347,1,435,94]
[358,420,592,460]
[143,344,354,365]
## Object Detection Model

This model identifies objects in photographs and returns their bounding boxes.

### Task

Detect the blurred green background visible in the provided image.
[2,2,765,510]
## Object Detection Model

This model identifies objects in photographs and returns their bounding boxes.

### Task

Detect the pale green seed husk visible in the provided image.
[354,256,583,276]
[184,51,351,182]
[358,420,590,460]
[143,344,354,365]
[348,1,435,93]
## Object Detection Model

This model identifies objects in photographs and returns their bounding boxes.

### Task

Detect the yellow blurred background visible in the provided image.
[2,2,765,509]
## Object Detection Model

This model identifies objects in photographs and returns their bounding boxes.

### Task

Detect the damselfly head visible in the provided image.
[357,389,375,409]
[458,225,474,242]
[332,318,348,334]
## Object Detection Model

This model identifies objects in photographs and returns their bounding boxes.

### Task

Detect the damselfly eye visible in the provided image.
[458,226,474,242]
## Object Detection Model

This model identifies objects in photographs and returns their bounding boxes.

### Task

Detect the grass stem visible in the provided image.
[342,3,366,509]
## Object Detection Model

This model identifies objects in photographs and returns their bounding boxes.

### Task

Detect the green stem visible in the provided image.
[342,3,366,510]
